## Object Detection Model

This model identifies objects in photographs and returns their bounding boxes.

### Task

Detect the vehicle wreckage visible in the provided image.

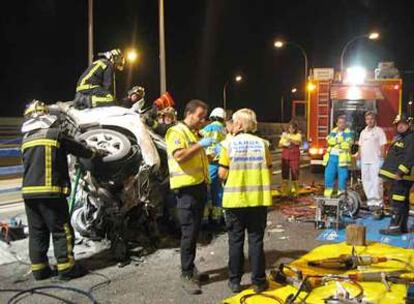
[49,102,173,261]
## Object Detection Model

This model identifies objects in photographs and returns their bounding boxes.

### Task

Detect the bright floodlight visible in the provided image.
[345,66,367,85]
[307,82,316,92]
[291,88,297,93]
[235,75,243,82]
[368,32,380,40]
[274,41,284,48]
[126,50,138,63]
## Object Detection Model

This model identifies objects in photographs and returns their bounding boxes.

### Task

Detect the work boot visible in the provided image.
[281,180,290,196]
[369,206,384,220]
[32,266,56,281]
[252,280,269,293]
[291,181,300,197]
[181,274,201,295]
[228,281,242,293]
[58,263,88,281]
[193,267,210,283]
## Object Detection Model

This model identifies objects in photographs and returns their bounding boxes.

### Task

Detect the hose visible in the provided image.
[239,293,284,304]
[5,285,97,304]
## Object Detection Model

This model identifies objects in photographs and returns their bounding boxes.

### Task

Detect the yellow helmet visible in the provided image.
[24,100,48,118]
[99,49,125,71]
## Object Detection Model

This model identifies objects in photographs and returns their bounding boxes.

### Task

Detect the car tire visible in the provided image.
[78,128,131,162]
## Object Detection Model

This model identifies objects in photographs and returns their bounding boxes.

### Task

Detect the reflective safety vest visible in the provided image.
[166,122,210,189]
[222,133,272,208]
[200,121,226,161]
[323,127,353,167]
[21,128,71,199]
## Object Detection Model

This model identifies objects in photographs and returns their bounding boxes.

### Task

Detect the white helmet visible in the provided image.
[209,107,226,120]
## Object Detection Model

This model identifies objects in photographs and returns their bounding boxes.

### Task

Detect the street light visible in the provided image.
[340,31,380,75]
[274,39,308,99]
[223,74,243,111]
[291,87,297,93]
[307,82,316,92]
[126,49,139,63]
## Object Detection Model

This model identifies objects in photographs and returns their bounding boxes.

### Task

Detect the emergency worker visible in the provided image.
[166,99,213,295]
[200,107,227,226]
[379,113,414,235]
[219,108,272,294]
[356,111,387,214]
[278,120,302,196]
[21,100,105,281]
[74,49,125,109]
[323,115,353,197]
[119,85,145,110]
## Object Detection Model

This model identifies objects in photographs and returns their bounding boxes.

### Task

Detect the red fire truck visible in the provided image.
[303,65,402,172]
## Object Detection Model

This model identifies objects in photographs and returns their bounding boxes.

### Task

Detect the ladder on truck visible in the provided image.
[316,81,330,142]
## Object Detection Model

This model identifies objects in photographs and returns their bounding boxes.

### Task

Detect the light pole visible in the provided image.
[159,0,167,94]
[340,32,380,76]
[274,40,308,98]
[88,0,93,65]
[223,75,243,111]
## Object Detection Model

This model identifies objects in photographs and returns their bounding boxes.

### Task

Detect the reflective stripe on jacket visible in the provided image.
[222,133,272,208]
[323,127,353,167]
[166,122,209,189]
[200,121,226,161]
[76,59,114,94]
[380,131,414,181]
[21,127,93,199]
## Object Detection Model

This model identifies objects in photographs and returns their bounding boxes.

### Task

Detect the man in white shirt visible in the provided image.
[357,111,387,211]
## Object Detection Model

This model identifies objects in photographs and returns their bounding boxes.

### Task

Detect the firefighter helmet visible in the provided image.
[393,113,411,125]
[128,86,145,99]
[99,49,125,71]
[24,100,48,118]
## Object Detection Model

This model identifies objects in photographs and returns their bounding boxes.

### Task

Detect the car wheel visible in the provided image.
[78,128,131,162]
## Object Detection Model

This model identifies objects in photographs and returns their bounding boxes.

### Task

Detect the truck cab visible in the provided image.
[302,64,402,172]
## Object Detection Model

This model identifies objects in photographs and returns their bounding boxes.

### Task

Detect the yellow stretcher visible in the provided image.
[222,242,414,304]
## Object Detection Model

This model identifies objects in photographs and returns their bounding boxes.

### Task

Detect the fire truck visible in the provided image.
[301,63,402,172]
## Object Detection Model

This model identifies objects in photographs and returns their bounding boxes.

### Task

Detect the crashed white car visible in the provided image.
[51,102,170,260]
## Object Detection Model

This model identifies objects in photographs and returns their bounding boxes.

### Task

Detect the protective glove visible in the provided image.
[91,148,110,159]
[198,137,214,148]
[214,143,222,155]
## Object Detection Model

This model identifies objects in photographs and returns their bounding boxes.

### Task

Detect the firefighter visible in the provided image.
[166,99,213,295]
[218,108,272,294]
[200,107,227,227]
[323,115,353,197]
[21,100,105,281]
[379,113,414,235]
[153,106,177,136]
[119,85,145,110]
[74,49,125,109]
[278,120,302,197]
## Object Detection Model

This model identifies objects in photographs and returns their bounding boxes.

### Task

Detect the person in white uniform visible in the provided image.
[356,111,387,212]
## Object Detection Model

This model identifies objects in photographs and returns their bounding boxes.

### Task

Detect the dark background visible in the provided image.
[1,0,414,121]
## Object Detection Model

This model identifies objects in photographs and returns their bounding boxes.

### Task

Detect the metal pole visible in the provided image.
[159,0,167,94]
[340,35,366,76]
[88,0,93,65]
[286,42,309,100]
[281,96,284,122]
[223,82,228,111]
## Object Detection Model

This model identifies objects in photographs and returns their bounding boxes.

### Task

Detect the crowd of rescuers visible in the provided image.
[20,47,414,297]
[20,48,272,296]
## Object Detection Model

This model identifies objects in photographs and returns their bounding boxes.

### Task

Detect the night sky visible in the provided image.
[2,0,414,121]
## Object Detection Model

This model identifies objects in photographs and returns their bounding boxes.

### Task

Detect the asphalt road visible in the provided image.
[0,153,324,304]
